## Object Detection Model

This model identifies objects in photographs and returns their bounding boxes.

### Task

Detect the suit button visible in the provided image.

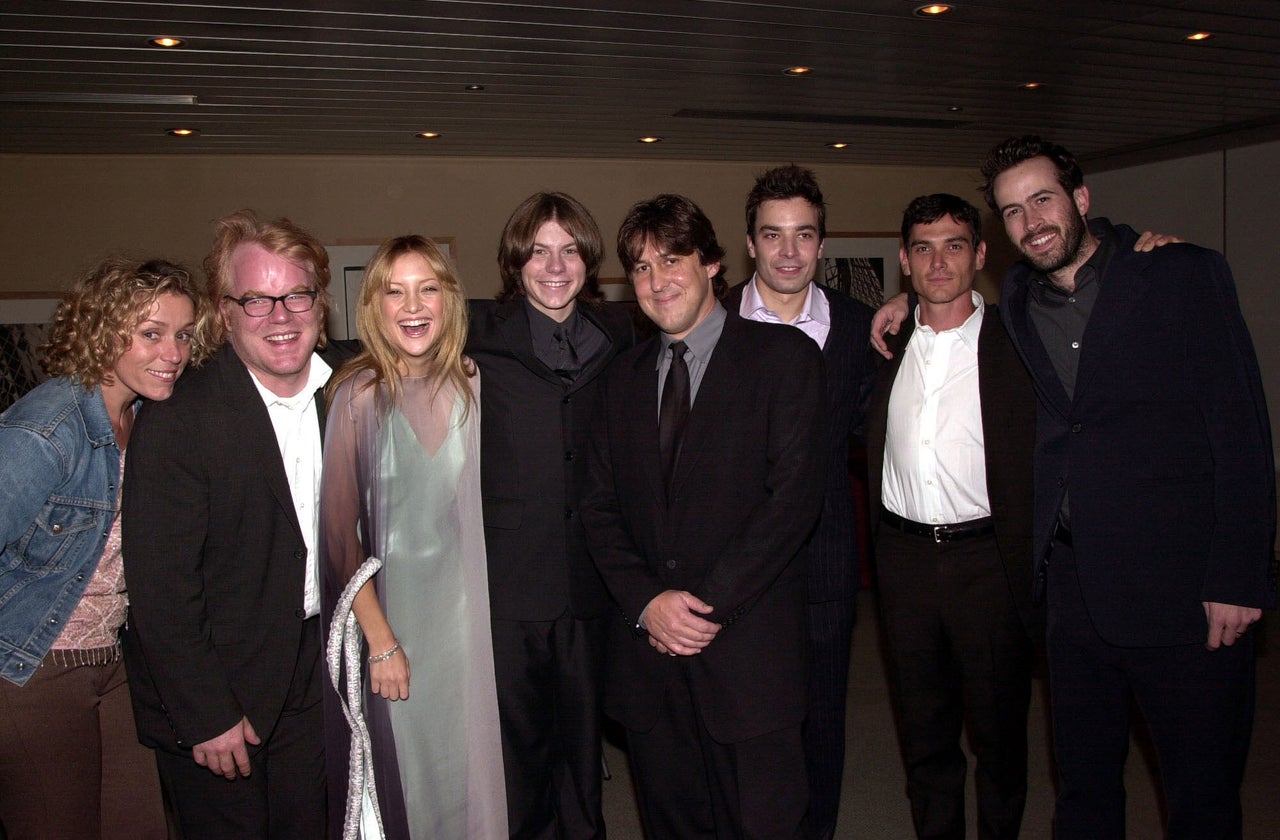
[294,549,306,560]
[294,608,306,619]
[666,560,676,569]
[564,451,574,462]
[562,396,571,405]
[1071,423,1082,433]
[564,507,574,520]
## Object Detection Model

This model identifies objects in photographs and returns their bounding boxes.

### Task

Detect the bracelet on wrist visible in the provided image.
[368,642,400,664]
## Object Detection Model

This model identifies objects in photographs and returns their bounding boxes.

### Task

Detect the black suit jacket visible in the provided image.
[866,304,1037,634]
[122,342,356,753]
[467,298,636,621]
[1002,219,1276,646]
[725,280,876,603]
[581,314,826,743]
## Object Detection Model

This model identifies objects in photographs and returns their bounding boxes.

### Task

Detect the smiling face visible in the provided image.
[103,291,196,411]
[380,251,445,376]
[993,155,1094,283]
[747,196,825,298]
[520,220,586,322]
[630,239,720,340]
[221,243,323,397]
[900,215,986,326]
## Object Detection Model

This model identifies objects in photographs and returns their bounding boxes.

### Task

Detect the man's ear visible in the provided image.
[898,246,911,277]
[975,241,987,271]
[1073,184,1090,218]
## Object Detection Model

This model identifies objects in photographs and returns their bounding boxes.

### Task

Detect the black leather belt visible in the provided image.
[880,508,995,543]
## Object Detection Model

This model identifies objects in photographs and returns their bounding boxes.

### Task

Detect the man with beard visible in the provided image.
[979,136,1273,837]
[723,165,875,839]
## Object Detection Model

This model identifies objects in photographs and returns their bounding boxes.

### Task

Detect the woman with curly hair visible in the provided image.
[320,235,506,838]
[0,257,215,839]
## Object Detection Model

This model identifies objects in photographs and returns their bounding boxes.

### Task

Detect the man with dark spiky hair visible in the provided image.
[583,193,826,838]
[725,164,875,839]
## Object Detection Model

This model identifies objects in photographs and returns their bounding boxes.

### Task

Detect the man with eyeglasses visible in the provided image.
[121,209,356,838]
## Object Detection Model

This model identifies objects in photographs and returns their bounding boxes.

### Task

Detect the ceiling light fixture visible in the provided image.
[1019,82,1042,90]
[947,105,963,112]
[166,128,198,137]
[1185,31,1213,42]
[827,142,849,149]
[783,66,813,76]
[416,132,441,139]
[465,84,485,91]
[149,37,184,48]
[914,4,954,16]
[638,136,662,144]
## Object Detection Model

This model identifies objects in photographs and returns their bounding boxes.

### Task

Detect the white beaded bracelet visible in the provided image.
[368,642,400,664]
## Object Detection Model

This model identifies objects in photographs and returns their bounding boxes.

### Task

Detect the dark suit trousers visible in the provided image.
[154,617,326,840]
[1046,543,1255,840]
[803,596,856,840]
[877,529,1032,840]
[491,611,606,840]
[626,663,808,840]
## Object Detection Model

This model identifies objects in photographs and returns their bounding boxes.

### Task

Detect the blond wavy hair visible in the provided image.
[328,235,473,418]
[40,257,216,386]
[203,209,332,349]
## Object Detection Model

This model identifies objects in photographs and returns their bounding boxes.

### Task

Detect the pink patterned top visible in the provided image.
[51,455,127,651]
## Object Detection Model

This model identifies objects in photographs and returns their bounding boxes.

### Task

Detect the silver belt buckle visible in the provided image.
[932,525,947,544]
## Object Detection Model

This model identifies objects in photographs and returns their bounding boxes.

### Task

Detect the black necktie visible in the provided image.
[552,325,580,383]
[658,341,690,489]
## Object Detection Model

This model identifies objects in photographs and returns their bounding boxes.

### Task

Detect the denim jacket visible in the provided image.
[0,377,121,686]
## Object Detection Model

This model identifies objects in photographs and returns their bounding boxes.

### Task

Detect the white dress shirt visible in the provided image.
[249,354,332,618]
[738,274,831,349]
[881,292,990,525]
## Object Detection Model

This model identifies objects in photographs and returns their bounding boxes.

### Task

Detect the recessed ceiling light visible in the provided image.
[1185,31,1213,42]
[416,132,441,139]
[465,84,485,91]
[947,105,963,112]
[827,142,849,149]
[166,128,198,137]
[149,37,184,48]
[1019,82,1042,90]
[783,66,813,76]
[914,4,954,16]
[638,136,662,144]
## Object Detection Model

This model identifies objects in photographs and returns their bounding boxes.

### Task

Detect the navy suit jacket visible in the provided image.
[1001,219,1275,646]
[725,280,876,603]
[467,298,636,621]
[866,303,1038,634]
[581,314,826,743]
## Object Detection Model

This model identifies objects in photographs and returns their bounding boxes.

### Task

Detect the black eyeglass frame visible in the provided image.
[222,290,319,317]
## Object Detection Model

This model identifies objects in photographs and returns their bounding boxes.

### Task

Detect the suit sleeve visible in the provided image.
[1185,251,1276,607]
[580,373,668,627]
[697,335,827,623]
[123,400,243,746]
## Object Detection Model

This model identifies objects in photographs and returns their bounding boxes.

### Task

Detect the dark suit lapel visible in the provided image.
[216,346,305,541]
[494,299,564,388]
[624,339,666,509]
[573,304,621,392]
[668,319,743,498]
[1006,279,1071,417]
[1073,250,1154,400]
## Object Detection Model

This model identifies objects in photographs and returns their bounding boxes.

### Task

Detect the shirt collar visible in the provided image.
[248,353,332,409]
[742,275,830,327]
[658,301,727,368]
[913,290,985,351]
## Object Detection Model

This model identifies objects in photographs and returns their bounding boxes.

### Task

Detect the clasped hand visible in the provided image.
[643,590,722,656]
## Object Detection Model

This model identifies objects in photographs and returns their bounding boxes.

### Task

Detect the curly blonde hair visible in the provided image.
[328,235,474,418]
[40,257,216,386]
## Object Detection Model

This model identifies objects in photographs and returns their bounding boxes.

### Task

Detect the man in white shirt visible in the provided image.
[122,210,356,838]
[723,166,875,840]
[865,194,1037,839]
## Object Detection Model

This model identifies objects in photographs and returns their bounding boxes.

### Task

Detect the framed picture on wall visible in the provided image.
[325,238,456,341]
[0,293,63,410]
[819,233,902,310]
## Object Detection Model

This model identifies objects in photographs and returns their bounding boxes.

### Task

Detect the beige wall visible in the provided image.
[0,153,996,298]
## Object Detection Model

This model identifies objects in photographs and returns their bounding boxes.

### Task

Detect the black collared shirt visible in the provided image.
[1026,224,1116,401]
[526,300,607,384]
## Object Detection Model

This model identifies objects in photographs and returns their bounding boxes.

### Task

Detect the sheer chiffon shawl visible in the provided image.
[320,369,506,839]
